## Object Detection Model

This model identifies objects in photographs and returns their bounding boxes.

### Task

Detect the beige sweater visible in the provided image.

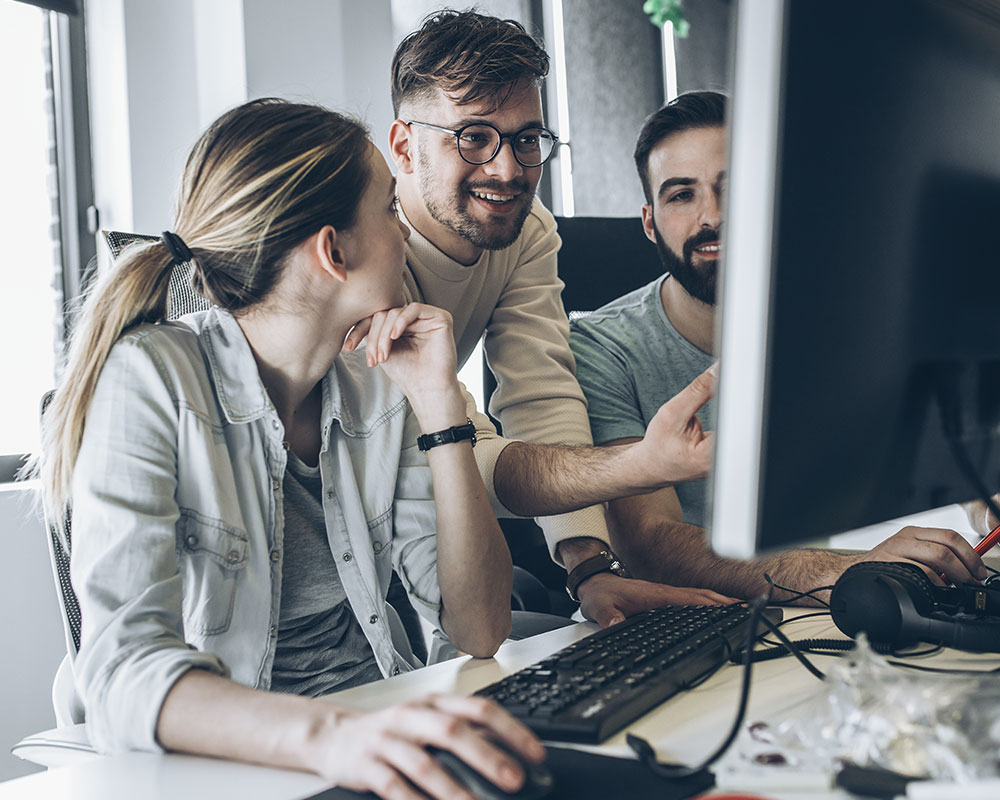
[402,198,611,561]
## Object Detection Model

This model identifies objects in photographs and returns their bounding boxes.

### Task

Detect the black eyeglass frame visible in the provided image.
[405,120,560,168]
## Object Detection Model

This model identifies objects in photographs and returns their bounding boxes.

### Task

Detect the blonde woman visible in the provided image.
[36,98,543,799]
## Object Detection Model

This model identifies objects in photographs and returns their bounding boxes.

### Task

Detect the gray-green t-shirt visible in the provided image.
[570,275,714,527]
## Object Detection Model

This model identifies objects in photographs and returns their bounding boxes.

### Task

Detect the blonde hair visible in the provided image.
[34,98,371,526]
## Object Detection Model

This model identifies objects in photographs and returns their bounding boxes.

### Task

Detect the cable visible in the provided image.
[627,594,769,779]
[764,574,834,608]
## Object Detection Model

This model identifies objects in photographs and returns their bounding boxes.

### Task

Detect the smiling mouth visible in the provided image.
[693,243,721,255]
[470,189,520,204]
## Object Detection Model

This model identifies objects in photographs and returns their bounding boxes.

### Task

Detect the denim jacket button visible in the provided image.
[343,552,352,562]
[272,479,280,491]
[185,534,199,548]
[368,614,379,624]
[226,550,240,564]
[392,665,400,676]
[270,549,280,562]
[269,625,277,636]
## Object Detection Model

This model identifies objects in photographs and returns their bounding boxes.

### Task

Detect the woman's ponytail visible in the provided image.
[34,242,174,528]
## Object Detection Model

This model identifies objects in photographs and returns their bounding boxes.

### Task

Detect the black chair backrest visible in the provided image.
[553,216,662,314]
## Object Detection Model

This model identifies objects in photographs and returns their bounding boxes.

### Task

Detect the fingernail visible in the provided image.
[608,615,624,626]
[501,765,521,789]
[708,361,719,377]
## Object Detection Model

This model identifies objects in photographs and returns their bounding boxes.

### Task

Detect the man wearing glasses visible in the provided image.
[388,10,731,629]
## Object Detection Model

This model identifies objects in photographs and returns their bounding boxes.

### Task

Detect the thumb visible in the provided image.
[597,608,626,628]
[661,362,717,422]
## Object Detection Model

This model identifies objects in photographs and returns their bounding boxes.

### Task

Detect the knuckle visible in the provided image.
[439,715,464,739]
[412,752,436,779]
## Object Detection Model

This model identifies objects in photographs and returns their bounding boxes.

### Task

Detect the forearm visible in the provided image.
[157,669,349,773]
[493,440,658,517]
[610,511,850,603]
[413,390,512,656]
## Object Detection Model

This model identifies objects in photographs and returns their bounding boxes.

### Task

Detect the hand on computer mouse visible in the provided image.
[305,693,546,800]
[428,739,554,799]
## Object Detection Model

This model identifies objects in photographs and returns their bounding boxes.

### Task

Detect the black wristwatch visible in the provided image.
[566,549,629,601]
[417,418,477,452]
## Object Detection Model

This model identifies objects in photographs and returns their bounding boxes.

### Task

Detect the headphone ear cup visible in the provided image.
[831,562,937,644]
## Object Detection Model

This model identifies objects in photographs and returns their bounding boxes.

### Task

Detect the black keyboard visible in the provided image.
[476,604,782,743]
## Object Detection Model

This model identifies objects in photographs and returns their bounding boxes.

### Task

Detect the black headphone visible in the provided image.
[830,562,1000,652]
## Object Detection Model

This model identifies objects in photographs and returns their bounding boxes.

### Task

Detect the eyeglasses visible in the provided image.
[405,120,559,168]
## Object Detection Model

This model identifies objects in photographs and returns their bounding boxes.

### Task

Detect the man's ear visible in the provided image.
[388,119,415,174]
[641,204,657,244]
[314,225,348,282]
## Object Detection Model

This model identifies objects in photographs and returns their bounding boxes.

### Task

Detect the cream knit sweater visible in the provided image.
[401,198,611,561]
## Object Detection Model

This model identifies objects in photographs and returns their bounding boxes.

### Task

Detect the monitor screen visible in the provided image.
[711,0,1000,558]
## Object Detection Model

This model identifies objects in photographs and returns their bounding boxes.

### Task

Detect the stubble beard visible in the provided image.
[417,149,534,251]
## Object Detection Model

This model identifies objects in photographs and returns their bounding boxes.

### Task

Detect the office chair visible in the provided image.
[483,216,663,612]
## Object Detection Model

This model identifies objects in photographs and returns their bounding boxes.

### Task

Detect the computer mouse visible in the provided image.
[426,742,554,800]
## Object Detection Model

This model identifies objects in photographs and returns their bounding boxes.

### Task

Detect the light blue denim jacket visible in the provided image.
[68,308,455,754]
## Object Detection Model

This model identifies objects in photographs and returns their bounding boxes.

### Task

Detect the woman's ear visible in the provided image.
[314,225,348,282]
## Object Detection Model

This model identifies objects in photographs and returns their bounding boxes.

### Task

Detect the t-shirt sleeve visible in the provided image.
[570,321,647,445]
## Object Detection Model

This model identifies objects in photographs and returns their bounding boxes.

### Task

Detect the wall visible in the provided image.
[0,486,66,782]
[86,0,396,244]
[561,0,665,217]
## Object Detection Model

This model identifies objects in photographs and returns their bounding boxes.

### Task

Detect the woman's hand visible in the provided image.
[306,694,546,800]
[344,304,461,416]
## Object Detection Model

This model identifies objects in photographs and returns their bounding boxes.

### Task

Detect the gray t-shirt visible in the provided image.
[570,275,714,527]
[270,450,381,697]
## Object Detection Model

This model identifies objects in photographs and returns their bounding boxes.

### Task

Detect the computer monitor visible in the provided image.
[711,0,1000,558]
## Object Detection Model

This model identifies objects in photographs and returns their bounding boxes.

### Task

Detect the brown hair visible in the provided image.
[391,9,549,115]
[634,91,727,204]
[34,98,371,524]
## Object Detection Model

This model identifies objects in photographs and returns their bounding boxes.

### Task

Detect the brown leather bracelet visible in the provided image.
[566,549,629,602]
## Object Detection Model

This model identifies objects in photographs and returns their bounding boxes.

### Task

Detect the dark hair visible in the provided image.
[391,9,549,115]
[38,98,372,522]
[634,91,727,204]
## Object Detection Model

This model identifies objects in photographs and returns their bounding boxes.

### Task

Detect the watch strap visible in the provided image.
[417,418,477,451]
[566,550,629,602]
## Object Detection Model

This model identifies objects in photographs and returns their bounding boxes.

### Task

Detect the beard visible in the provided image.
[417,149,534,251]
[652,224,719,306]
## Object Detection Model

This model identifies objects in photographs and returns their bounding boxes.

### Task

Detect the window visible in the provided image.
[0,1,93,483]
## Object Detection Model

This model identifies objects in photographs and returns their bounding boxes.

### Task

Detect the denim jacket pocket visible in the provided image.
[368,507,393,588]
[176,508,249,636]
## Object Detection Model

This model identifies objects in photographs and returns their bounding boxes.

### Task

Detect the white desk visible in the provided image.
[3,612,998,800]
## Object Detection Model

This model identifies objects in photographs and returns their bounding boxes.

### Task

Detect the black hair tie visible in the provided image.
[161,230,193,264]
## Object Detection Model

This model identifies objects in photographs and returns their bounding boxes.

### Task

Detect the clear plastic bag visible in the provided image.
[732,635,1000,782]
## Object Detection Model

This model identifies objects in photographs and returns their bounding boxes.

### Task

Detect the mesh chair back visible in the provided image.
[103,230,213,319]
[42,390,81,654]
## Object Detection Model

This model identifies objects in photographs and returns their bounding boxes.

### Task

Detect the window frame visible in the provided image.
[1,5,95,484]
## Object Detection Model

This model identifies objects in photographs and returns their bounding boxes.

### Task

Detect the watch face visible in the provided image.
[600,550,628,578]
